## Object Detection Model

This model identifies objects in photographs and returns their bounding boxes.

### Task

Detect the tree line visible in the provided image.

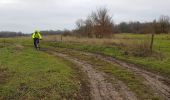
[73,8,170,38]
[0,31,26,38]
[0,30,71,38]
[40,30,71,36]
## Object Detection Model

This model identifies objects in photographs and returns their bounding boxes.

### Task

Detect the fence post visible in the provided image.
[150,33,154,52]
[60,35,63,42]
[3,39,5,47]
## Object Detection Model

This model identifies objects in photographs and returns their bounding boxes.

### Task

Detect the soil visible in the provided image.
[88,53,170,100]
[47,50,137,100]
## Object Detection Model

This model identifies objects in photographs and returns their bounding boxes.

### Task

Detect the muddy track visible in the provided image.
[46,50,137,100]
[86,53,170,99]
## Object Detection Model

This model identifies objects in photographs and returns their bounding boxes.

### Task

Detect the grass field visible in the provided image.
[44,34,170,78]
[0,44,89,99]
[0,33,170,99]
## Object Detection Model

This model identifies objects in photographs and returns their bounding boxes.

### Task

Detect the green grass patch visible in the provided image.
[0,45,87,99]
[46,35,170,78]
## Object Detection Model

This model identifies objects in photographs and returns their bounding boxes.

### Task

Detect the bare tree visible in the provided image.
[84,17,93,37]
[149,16,170,52]
[91,8,114,38]
[75,19,86,36]
[158,15,170,34]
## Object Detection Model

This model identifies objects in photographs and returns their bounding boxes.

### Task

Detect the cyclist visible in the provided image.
[32,30,42,50]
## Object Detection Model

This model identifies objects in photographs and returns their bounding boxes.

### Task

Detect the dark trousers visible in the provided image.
[33,38,39,49]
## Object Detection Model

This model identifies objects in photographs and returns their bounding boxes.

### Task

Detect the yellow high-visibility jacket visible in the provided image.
[32,32,42,39]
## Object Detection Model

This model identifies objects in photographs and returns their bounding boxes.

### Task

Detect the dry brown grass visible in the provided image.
[15,44,24,50]
[43,34,153,57]
[122,40,151,57]
[43,34,146,45]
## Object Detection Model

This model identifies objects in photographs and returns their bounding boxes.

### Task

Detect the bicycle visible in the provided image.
[34,38,41,50]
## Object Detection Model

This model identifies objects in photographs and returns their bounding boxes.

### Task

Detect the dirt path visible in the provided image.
[47,50,137,100]
[87,53,170,100]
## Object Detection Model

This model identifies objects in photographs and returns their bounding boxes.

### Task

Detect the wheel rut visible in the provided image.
[47,50,137,100]
[88,53,170,100]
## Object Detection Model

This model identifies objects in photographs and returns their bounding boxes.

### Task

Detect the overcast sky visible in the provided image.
[0,0,170,33]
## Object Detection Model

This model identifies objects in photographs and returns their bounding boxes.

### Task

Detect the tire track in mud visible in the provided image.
[87,53,170,100]
[47,50,137,100]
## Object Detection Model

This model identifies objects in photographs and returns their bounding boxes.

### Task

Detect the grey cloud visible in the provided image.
[0,0,170,33]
